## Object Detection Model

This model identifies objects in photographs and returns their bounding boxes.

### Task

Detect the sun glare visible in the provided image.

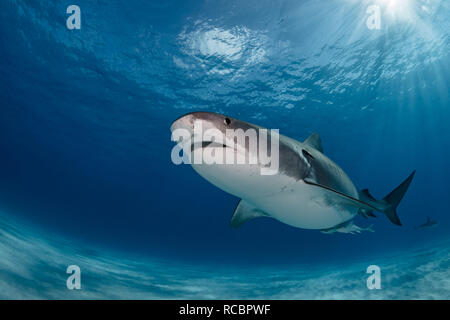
[377,0,417,21]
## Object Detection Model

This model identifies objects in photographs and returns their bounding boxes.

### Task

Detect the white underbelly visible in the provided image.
[250,180,357,229]
[191,158,358,230]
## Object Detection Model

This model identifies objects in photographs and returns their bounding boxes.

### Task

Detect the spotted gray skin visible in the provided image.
[170,112,415,233]
[171,111,309,181]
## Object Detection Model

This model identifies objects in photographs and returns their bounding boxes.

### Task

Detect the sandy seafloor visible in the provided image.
[1,212,448,300]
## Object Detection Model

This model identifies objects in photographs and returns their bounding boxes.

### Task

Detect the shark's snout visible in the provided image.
[171,112,227,134]
[170,113,195,133]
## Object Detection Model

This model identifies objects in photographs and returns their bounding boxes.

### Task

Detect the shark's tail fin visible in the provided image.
[382,170,416,226]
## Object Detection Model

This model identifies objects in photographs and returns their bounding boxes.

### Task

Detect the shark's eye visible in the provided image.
[224,117,231,125]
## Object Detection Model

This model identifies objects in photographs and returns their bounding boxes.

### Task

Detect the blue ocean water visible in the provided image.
[0,0,449,299]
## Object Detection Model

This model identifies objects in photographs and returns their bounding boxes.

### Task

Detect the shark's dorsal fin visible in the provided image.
[359,189,376,202]
[361,189,375,200]
[230,200,268,228]
[304,133,323,153]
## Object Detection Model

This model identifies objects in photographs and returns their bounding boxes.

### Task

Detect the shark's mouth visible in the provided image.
[190,141,228,152]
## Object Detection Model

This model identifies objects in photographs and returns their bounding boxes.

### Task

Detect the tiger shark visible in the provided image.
[415,217,438,230]
[170,112,415,234]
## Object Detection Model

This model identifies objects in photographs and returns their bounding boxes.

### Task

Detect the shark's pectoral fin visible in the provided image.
[304,133,323,153]
[230,200,268,228]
